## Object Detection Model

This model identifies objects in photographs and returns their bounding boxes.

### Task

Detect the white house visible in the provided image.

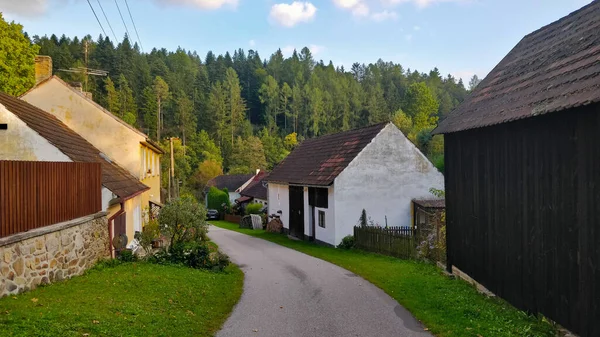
[206,172,258,205]
[266,122,444,246]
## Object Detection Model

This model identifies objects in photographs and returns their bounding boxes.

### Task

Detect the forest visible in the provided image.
[14,22,475,196]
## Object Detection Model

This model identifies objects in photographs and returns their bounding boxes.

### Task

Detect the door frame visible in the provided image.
[288,185,305,239]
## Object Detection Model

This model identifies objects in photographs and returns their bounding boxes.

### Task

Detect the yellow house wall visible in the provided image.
[22,78,162,204]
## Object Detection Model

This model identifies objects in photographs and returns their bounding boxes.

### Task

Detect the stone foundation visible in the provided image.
[0,212,109,297]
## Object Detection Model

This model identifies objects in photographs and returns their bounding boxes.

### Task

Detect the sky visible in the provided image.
[0,0,593,82]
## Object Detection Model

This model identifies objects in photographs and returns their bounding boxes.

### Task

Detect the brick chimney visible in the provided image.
[35,56,52,84]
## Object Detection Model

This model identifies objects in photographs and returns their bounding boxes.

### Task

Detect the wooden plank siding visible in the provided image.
[444,103,600,337]
[0,161,102,238]
[354,226,417,259]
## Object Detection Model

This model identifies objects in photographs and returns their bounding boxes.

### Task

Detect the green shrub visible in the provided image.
[245,203,263,215]
[337,235,355,249]
[148,242,230,271]
[159,196,208,247]
[138,219,161,254]
[117,249,137,262]
[207,187,230,214]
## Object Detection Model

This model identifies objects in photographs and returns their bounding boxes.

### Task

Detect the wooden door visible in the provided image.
[288,186,305,239]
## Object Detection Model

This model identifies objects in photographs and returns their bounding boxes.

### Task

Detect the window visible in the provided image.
[309,187,328,208]
[318,210,326,228]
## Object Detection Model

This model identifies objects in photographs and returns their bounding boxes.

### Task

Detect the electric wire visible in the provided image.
[124,0,144,52]
[96,0,119,42]
[86,0,107,37]
[114,0,132,40]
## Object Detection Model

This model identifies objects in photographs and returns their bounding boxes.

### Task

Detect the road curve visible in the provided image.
[209,226,432,337]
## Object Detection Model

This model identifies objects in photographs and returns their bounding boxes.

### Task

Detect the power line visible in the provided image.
[97,0,118,42]
[114,0,131,40]
[86,0,107,37]
[124,0,144,53]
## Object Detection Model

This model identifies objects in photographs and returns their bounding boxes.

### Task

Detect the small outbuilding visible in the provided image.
[266,122,444,246]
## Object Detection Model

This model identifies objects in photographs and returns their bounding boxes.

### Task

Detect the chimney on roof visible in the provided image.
[35,56,52,85]
[70,82,83,92]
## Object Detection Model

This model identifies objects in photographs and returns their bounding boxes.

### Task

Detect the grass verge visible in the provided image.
[211,220,556,337]
[0,262,243,337]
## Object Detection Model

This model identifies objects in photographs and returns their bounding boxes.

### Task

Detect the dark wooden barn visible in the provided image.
[434,2,600,336]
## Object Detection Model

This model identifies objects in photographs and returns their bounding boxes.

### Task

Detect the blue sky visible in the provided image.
[1,0,592,82]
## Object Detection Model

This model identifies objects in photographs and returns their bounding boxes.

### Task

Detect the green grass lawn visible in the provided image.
[211,220,556,337]
[0,262,243,337]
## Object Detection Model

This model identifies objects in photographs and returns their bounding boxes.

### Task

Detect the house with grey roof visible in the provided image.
[266,122,444,246]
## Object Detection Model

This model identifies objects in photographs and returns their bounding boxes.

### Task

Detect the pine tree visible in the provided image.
[223,68,247,147]
[105,76,120,116]
[258,75,279,131]
[153,76,169,140]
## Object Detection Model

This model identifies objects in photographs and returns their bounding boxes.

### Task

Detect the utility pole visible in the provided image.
[168,137,174,201]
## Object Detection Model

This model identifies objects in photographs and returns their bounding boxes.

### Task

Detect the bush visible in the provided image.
[117,249,137,262]
[337,235,355,249]
[159,196,208,248]
[147,242,230,271]
[207,187,230,214]
[245,203,263,215]
[139,219,161,254]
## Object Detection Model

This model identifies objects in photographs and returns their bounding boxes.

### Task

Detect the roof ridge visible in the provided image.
[302,122,390,143]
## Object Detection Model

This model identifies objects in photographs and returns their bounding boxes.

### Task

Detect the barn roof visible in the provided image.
[435,1,600,134]
[0,92,149,200]
[207,174,254,192]
[266,123,388,186]
[240,172,268,200]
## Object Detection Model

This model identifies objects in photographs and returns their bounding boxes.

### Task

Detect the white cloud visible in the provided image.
[155,0,238,10]
[333,0,362,8]
[384,0,468,9]
[249,39,256,47]
[352,3,370,16]
[280,44,325,56]
[333,0,369,17]
[413,25,421,30]
[270,2,317,28]
[405,34,413,41]
[309,44,325,55]
[371,10,398,21]
[0,0,48,17]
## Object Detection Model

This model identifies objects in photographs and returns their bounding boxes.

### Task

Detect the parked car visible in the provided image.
[206,209,219,220]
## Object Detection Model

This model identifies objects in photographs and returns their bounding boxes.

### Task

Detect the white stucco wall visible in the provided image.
[22,78,146,177]
[313,187,336,245]
[101,188,115,212]
[334,123,444,245]
[229,192,241,204]
[267,183,290,229]
[0,103,72,162]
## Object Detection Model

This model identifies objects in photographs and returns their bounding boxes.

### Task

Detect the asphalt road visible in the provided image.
[209,226,433,337]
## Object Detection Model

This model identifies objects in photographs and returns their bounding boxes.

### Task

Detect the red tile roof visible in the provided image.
[266,123,388,186]
[241,172,268,200]
[0,92,149,200]
[435,1,600,134]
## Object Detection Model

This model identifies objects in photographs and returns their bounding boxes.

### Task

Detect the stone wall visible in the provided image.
[0,212,109,297]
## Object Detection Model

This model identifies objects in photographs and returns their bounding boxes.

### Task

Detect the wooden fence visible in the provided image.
[0,161,102,238]
[354,226,420,259]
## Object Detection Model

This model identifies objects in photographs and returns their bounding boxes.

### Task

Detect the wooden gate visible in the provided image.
[288,186,304,239]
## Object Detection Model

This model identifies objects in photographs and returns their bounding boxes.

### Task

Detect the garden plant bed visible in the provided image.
[210,221,557,337]
[0,262,243,337]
